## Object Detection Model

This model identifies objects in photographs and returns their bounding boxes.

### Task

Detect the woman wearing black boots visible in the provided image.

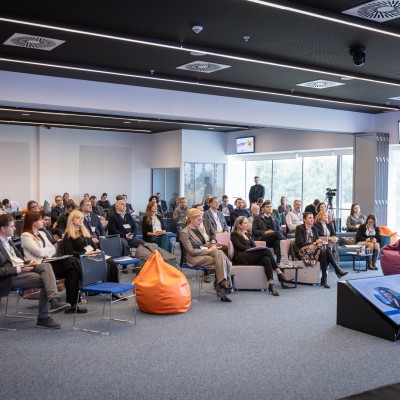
[295,212,347,289]
[356,214,381,270]
[231,216,292,296]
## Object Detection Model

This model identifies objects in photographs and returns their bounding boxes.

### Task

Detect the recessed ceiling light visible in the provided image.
[341,76,354,81]
[123,121,131,124]
[389,96,400,101]
[190,51,206,56]
[296,80,345,89]
[21,113,30,116]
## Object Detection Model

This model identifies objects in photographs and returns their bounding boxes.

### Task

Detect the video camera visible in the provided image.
[326,188,337,198]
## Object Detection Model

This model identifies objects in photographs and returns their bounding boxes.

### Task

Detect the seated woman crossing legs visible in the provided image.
[231,216,293,296]
[180,208,232,302]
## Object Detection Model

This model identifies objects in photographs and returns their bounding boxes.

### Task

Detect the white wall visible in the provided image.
[151,130,182,168]
[0,125,152,210]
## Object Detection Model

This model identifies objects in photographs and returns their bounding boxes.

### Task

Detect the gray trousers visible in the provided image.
[9,263,59,319]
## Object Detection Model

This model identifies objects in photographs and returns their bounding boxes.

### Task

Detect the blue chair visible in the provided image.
[99,235,141,273]
[73,252,137,335]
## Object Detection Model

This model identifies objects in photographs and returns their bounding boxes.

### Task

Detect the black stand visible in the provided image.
[337,281,400,342]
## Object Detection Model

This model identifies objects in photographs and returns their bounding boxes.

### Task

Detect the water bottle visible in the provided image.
[361,244,365,255]
[288,255,293,267]
[280,255,285,267]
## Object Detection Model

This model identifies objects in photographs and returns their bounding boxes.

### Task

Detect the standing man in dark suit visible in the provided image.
[80,200,106,244]
[155,192,168,215]
[0,214,69,329]
[50,195,64,225]
[249,176,265,205]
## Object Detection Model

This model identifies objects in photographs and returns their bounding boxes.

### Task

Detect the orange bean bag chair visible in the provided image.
[133,250,191,314]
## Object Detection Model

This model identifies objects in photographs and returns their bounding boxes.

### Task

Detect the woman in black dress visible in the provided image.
[231,216,292,296]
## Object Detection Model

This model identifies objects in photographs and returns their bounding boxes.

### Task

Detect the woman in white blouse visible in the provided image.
[142,202,172,252]
[21,211,86,314]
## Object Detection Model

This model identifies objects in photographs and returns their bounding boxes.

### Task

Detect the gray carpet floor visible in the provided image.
[1,265,399,400]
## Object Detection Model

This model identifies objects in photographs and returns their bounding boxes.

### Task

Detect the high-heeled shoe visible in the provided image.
[332,264,348,278]
[321,280,330,289]
[220,296,232,302]
[278,273,294,283]
[112,294,127,301]
[268,284,279,296]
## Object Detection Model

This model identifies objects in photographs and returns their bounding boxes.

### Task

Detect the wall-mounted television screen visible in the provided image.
[236,136,255,154]
[347,275,400,325]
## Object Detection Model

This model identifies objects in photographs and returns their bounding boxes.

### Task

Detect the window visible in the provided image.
[272,158,302,207]
[388,146,400,232]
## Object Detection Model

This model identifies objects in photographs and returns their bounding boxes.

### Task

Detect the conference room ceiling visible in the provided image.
[1,0,400,133]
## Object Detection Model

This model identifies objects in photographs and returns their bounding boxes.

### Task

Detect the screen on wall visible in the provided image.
[236,136,255,154]
[347,275,400,325]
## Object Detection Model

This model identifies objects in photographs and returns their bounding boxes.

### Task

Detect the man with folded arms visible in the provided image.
[0,214,70,329]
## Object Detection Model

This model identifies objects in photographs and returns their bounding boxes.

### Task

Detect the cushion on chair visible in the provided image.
[134,250,191,314]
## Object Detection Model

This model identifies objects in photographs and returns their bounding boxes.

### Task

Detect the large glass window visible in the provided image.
[184,163,225,207]
[340,154,354,222]
[271,158,302,207]
[388,146,400,232]
[245,160,272,202]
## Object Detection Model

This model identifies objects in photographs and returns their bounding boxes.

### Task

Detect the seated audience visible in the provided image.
[122,194,135,215]
[173,197,188,226]
[247,203,260,232]
[62,210,124,299]
[231,216,292,296]
[356,214,381,270]
[0,204,6,215]
[314,202,332,223]
[40,211,62,243]
[155,192,168,216]
[252,200,285,263]
[203,197,229,233]
[90,195,106,219]
[168,193,179,212]
[21,211,86,314]
[294,212,347,289]
[256,197,264,208]
[2,199,20,213]
[203,194,212,211]
[97,193,111,212]
[304,199,320,217]
[218,195,234,227]
[241,199,251,217]
[80,200,106,243]
[51,195,64,225]
[285,199,303,233]
[142,202,172,252]
[315,210,340,264]
[56,200,76,233]
[180,208,232,302]
[230,198,247,225]
[27,200,39,212]
[278,196,292,216]
[62,192,70,206]
[346,203,366,232]
[107,198,145,254]
[0,214,69,329]
[82,193,90,201]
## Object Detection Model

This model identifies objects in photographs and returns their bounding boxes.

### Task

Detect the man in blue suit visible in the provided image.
[80,200,106,244]
[203,197,229,233]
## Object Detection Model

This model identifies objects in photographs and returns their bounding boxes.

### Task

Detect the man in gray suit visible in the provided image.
[203,197,229,233]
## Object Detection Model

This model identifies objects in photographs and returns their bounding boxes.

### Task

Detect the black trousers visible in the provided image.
[106,259,119,283]
[50,257,81,306]
[258,231,284,262]
[318,247,337,281]
[234,248,277,281]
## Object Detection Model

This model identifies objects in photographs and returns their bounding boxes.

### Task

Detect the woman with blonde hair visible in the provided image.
[62,210,123,299]
[179,208,232,302]
[142,202,171,252]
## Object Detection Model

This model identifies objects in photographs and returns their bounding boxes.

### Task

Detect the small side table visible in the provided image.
[347,252,372,272]
[279,263,303,288]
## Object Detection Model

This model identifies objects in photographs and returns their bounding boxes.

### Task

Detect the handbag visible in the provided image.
[299,242,322,267]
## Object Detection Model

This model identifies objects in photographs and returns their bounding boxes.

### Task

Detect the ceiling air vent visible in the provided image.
[343,1,400,22]
[3,33,65,51]
[296,80,345,89]
[176,60,230,73]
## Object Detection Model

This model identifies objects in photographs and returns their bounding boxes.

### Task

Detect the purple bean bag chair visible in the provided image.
[380,240,400,276]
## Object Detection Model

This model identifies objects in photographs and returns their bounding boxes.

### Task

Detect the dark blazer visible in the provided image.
[218,203,234,214]
[50,206,63,224]
[294,224,320,250]
[83,212,105,238]
[356,224,382,244]
[158,200,168,214]
[315,221,336,238]
[0,240,24,297]
[252,214,282,239]
[107,212,138,238]
[142,214,166,242]
[56,212,69,233]
[304,204,318,217]
[249,184,265,205]
[230,208,248,225]
[62,233,97,258]
[92,204,106,218]
[230,231,256,264]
